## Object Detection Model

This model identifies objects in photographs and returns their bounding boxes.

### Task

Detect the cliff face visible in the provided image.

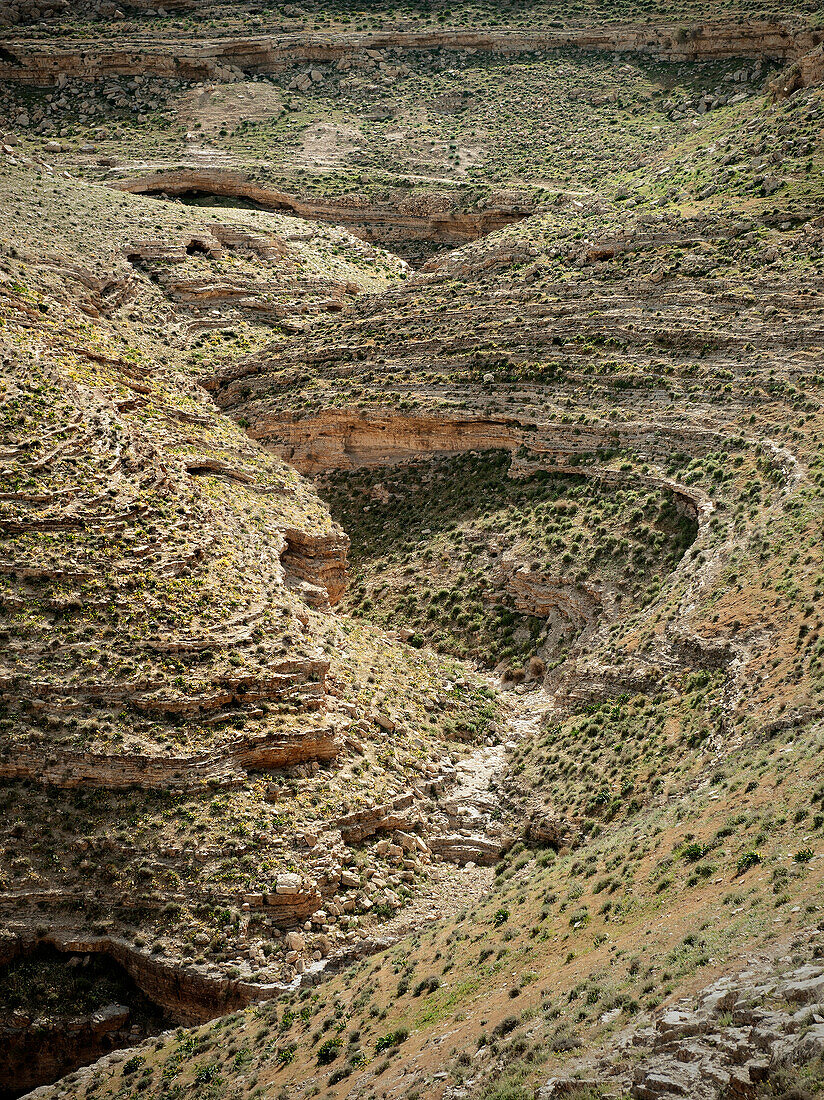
[0,22,820,86]
[280,526,349,608]
[771,41,824,96]
[0,940,167,1099]
[111,169,531,256]
[234,406,725,486]
[249,409,524,472]
[2,1010,132,1100]
[0,718,338,789]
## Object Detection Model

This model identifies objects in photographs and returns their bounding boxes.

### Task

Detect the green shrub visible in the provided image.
[682,842,705,862]
[317,1038,342,1065]
[375,1028,409,1053]
[736,850,761,875]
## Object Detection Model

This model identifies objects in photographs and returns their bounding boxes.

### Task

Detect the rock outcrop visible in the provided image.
[113,169,531,253]
[629,962,824,1100]
[227,406,723,486]
[336,793,420,845]
[280,526,349,608]
[0,22,820,86]
[427,833,503,866]
[0,719,339,789]
[771,41,824,96]
[497,565,606,640]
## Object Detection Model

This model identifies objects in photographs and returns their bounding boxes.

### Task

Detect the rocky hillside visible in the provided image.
[1,3,822,261]
[0,162,501,1096]
[1,2,824,1100]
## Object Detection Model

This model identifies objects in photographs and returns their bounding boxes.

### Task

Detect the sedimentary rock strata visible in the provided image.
[0,159,508,1097]
[0,720,339,789]
[2,3,824,1098]
[0,23,820,87]
[113,169,531,253]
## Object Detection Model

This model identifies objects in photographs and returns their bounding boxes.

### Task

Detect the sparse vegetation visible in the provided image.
[1,2,824,1098]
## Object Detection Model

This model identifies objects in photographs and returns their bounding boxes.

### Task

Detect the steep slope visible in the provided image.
[2,4,824,1100]
[49,54,824,1100]
[0,163,500,1097]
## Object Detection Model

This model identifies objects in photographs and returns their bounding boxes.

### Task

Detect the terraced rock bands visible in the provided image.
[1,3,824,1100]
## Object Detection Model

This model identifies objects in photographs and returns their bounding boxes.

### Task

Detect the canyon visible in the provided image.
[1,2,824,1099]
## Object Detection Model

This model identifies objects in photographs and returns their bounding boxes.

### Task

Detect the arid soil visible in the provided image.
[1,3,824,1100]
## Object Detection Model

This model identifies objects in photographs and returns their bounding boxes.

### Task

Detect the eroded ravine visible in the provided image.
[1,690,550,1100]
[112,173,532,265]
[343,688,552,949]
[4,25,823,1092]
[1,238,715,1100]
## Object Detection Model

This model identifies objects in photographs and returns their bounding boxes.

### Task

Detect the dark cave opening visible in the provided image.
[0,944,168,1100]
